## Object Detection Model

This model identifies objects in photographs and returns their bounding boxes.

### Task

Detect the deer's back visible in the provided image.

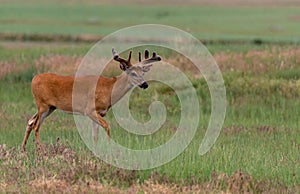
[31,73,116,114]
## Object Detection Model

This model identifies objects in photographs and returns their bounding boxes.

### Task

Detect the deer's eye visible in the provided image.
[130,72,137,77]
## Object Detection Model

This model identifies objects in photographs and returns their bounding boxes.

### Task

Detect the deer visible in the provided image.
[21,48,161,151]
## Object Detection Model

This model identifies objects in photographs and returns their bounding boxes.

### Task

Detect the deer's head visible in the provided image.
[112,48,161,89]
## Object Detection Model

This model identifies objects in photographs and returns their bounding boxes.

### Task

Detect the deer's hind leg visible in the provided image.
[34,106,56,150]
[21,105,56,151]
[21,113,38,152]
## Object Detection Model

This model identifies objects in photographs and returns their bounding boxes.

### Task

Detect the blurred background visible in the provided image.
[0,0,300,43]
[0,0,299,193]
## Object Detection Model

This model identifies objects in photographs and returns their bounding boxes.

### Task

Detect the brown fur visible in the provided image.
[21,49,161,151]
[21,73,117,151]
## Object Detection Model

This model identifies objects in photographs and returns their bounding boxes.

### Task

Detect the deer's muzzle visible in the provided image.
[139,82,148,89]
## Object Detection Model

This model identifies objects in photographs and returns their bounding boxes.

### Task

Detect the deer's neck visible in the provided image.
[110,73,133,106]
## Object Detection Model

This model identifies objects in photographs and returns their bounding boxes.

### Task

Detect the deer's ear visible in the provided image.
[142,64,153,72]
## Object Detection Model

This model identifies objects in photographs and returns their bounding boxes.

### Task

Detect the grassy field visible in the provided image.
[0,0,300,193]
[1,2,300,43]
[0,43,299,193]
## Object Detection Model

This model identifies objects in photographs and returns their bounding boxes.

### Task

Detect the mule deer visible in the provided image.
[21,48,161,151]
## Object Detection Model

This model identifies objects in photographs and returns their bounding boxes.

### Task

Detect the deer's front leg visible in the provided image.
[88,111,110,139]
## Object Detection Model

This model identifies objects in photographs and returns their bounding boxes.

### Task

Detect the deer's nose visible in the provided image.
[139,82,148,89]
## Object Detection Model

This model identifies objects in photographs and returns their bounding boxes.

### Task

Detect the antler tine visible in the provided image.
[112,48,119,60]
[144,50,149,59]
[141,51,161,65]
[152,52,157,58]
[127,51,132,62]
[112,48,127,63]
[149,51,161,61]
[112,48,133,70]
[138,52,142,62]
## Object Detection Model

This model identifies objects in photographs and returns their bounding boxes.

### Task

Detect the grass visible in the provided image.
[0,1,299,192]
[0,2,300,43]
[0,43,299,192]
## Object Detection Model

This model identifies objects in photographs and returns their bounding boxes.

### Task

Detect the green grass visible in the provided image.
[0,44,299,192]
[0,1,300,192]
[0,2,300,43]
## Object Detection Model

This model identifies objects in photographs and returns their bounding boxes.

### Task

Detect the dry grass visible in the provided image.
[1,142,297,193]
[2,46,300,79]
[215,47,300,74]
[34,54,82,75]
[0,61,31,78]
